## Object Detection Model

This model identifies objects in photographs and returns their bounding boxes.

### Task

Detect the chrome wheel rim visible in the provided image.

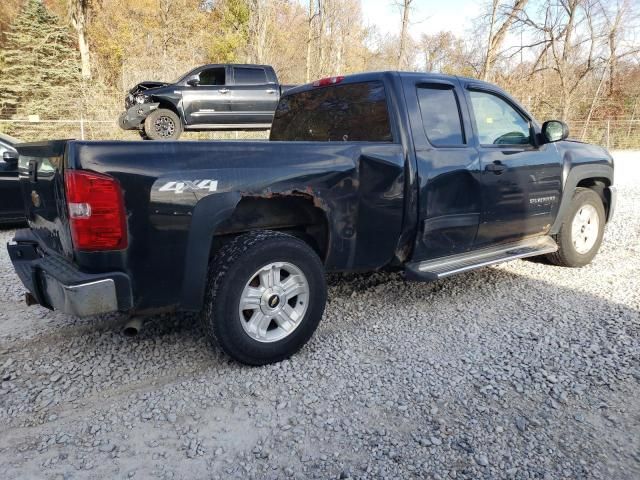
[238,262,309,343]
[154,116,175,137]
[571,204,599,254]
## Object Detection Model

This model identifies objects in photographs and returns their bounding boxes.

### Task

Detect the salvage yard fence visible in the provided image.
[0,118,268,142]
[1,118,640,149]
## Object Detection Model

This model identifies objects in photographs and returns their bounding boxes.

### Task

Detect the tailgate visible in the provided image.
[16,140,74,258]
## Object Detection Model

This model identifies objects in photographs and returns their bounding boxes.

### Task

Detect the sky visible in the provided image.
[361,0,482,38]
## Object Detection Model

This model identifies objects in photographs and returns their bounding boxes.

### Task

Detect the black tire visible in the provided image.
[201,231,327,365]
[545,188,605,267]
[143,108,183,140]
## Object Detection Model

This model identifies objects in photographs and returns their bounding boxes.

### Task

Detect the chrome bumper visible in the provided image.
[42,274,119,317]
[7,231,132,317]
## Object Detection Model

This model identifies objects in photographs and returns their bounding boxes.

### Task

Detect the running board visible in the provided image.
[405,236,558,281]
[185,123,271,131]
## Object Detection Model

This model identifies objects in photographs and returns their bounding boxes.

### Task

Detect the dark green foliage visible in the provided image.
[0,0,80,117]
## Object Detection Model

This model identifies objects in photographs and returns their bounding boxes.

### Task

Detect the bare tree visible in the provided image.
[481,0,528,81]
[306,0,320,82]
[602,0,639,96]
[158,0,174,61]
[516,0,608,119]
[395,0,414,70]
[421,31,473,74]
[69,0,94,79]
[247,0,270,63]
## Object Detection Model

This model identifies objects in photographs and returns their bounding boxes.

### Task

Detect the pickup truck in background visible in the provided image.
[118,64,295,140]
[10,72,616,365]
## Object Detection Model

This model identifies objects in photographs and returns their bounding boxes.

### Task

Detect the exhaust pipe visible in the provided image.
[122,317,143,337]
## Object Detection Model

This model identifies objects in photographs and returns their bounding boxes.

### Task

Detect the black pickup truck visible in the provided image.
[119,64,294,140]
[9,72,616,365]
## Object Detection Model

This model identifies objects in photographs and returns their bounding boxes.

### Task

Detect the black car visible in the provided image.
[118,64,295,140]
[0,133,23,225]
[10,72,615,365]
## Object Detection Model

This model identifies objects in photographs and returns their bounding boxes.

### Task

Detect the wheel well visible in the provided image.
[211,195,329,261]
[153,100,182,122]
[576,177,611,219]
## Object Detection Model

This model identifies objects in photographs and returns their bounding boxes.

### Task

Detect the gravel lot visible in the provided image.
[1,152,639,480]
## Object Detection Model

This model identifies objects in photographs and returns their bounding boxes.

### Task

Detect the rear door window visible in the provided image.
[270,81,393,142]
[234,67,267,85]
[417,85,465,146]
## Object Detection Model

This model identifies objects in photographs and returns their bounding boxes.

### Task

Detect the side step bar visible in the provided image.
[405,236,558,281]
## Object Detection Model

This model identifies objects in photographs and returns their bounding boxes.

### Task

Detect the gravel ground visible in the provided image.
[1,152,639,480]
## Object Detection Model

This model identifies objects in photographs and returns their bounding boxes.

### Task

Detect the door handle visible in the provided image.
[218,88,230,94]
[265,89,276,94]
[485,161,506,174]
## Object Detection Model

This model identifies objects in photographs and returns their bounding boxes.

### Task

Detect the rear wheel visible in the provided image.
[201,231,327,365]
[546,188,605,267]
[143,108,183,140]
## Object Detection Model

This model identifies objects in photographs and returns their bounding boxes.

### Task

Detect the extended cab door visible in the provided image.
[462,83,563,247]
[181,66,232,125]
[401,76,482,261]
[226,66,278,125]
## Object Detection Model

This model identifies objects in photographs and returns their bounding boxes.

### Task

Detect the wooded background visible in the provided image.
[0,0,639,147]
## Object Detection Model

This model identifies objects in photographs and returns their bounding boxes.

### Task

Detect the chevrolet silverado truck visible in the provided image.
[9,72,616,365]
[118,64,294,140]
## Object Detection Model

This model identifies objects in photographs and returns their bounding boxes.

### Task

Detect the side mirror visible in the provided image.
[2,150,18,166]
[542,120,569,143]
[186,77,200,87]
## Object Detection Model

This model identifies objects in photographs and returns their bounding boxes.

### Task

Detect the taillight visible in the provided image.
[64,170,128,251]
[312,76,344,87]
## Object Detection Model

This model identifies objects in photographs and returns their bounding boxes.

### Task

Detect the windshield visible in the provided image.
[171,65,207,84]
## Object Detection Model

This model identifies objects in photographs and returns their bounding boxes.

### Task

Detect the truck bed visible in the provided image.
[16,139,408,313]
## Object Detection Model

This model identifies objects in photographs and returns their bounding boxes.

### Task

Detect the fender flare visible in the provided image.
[179,192,241,311]
[550,163,613,234]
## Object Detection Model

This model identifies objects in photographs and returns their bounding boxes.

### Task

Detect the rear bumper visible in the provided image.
[118,103,160,130]
[7,231,133,316]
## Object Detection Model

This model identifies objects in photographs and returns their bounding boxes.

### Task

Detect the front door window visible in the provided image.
[469,90,530,145]
[199,68,226,86]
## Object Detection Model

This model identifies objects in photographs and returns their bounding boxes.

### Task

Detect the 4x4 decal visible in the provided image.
[158,179,218,194]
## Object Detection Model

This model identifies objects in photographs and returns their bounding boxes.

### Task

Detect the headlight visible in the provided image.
[135,94,148,104]
[125,94,134,108]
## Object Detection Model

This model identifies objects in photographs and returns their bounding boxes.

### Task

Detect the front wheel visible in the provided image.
[201,231,327,365]
[546,188,605,267]
[143,108,183,140]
